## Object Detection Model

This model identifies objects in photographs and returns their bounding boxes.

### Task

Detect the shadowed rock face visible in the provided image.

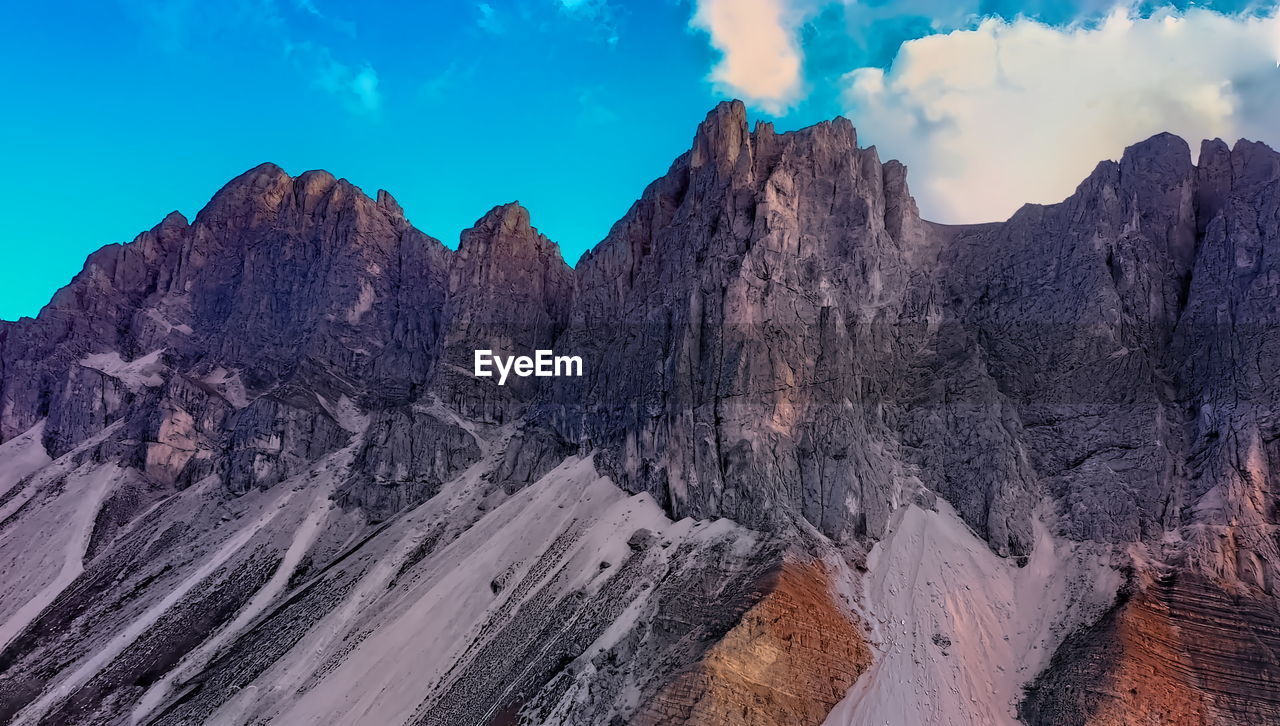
[544,103,927,548]
[439,202,575,425]
[0,101,1279,725]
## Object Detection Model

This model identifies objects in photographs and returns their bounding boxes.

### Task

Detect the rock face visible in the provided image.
[631,561,872,726]
[546,104,925,549]
[1021,574,1280,725]
[0,101,1278,725]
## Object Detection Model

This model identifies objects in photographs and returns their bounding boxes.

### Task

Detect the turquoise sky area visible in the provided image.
[1,0,1274,320]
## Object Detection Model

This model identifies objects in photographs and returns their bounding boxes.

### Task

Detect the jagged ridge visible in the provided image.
[0,100,1278,725]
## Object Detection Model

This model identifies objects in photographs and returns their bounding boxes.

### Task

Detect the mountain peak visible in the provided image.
[157,210,189,231]
[376,189,404,218]
[457,202,566,270]
[229,161,292,191]
[198,162,293,221]
[7,102,1280,726]
[1119,131,1193,182]
[244,160,287,177]
[1229,138,1280,188]
[691,99,749,170]
[474,201,532,233]
[295,169,339,198]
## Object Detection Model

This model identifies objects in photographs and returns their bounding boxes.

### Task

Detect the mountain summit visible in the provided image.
[1,104,1279,725]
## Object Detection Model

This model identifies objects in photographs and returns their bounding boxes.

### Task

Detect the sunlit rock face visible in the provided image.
[1021,574,1280,726]
[631,561,872,726]
[0,102,1279,725]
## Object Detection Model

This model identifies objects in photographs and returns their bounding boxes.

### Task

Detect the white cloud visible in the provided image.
[844,7,1280,223]
[691,0,812,114]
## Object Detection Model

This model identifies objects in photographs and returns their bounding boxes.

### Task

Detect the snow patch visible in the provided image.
[80,349,166,391]
[145,308,193,336]
[345,279,376,324]
[203,367,250,408]
[316,394,369,433]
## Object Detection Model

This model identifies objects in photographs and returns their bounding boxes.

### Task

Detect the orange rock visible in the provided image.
[633,560,871,726]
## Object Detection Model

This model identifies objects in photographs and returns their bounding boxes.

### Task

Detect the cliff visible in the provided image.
[0,101,1278,725]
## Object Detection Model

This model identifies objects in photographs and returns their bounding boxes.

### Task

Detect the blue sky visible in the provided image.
[2,0,1277,320]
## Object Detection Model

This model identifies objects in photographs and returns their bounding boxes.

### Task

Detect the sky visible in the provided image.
[1,0,1278,320]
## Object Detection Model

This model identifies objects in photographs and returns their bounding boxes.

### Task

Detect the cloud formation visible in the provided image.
[691,0,811,114]
[687,0,1160,114]
[556,0,619,45]
[125,0,381,117]
[844,7,1280,222]
[286,42,383,116]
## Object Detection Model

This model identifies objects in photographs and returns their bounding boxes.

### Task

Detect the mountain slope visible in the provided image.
[0,101,1278,725]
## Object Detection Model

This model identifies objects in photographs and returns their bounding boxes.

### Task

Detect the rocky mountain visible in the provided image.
[0,100,1278,725]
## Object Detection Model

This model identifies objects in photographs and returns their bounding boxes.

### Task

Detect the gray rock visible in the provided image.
[3,101,1280,726]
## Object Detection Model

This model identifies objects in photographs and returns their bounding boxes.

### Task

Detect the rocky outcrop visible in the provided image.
[436,202,575,424]
[336,405,481,519]
[1021,573,1280,725]
[545,101,927,549]
[632,561,871,726]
